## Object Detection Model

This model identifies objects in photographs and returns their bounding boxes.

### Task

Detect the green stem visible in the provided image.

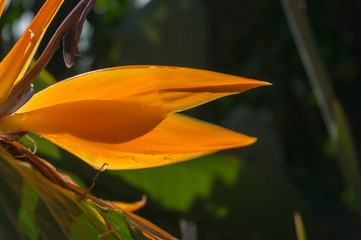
[294,212,307,240]
[280,0,361,216]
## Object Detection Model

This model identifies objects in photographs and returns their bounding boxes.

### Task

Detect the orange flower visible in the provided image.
[0,0,270,170]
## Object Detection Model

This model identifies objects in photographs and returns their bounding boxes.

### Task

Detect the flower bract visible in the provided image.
[0,0,270,170]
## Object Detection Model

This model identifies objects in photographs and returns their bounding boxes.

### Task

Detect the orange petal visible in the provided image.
[1,100,168,144]
[0,0,5,18]
[1,112,255,169]
[0,0,64,104]
[111,196,147,212]
[118,113,257,153]
[16,65,270,114]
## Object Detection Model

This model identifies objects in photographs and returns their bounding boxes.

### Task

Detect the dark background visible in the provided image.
[1,0,361,239]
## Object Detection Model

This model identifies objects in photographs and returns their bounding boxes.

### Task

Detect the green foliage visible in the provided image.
[0,148,136,240]
[111,155,241,212]
[110,154,306,239]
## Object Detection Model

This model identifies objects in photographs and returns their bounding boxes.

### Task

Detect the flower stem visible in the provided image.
[281,0,361,217]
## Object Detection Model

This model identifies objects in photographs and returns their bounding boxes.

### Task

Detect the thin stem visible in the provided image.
[281,0,361,217]
[281,0,335,133]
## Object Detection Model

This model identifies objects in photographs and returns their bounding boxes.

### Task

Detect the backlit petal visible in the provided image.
[0,0,5,18]
[111,196,147,212]
[1,113,255,170]
[16,65,271,114]
[0,0,64,104]
[0,100,168,144]
[119,114,256,153]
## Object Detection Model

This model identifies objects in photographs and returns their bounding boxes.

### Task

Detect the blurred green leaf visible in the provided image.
[94,0,126,24]
[111,154,306,238]
[18,133,62,161]
[111,154,241,212]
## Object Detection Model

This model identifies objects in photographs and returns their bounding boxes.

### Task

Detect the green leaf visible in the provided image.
[89,203,133,240]
[111,154,306,239]
[0,146,136,239]
[110,154,241,212]
[18,182,39,240]
[18,133,62,161]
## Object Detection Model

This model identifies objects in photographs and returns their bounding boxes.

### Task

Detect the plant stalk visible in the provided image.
[280,0,361,217]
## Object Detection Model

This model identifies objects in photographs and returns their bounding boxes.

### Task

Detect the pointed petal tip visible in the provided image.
[233,135,257,148]
[111,195,147,212]
[261,81,273,86]
[248,136,258,145]
[235,79,271,94]
[248,79,273,87]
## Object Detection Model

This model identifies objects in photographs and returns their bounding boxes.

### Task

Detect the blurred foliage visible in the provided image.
[1,0,361,239]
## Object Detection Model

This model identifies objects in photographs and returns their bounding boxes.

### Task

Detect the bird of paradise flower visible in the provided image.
[0,0,270,170]
[0,0,271,238]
